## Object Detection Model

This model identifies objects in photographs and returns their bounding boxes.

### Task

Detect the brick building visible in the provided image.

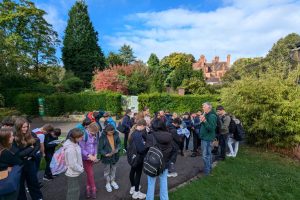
[193,55,231,84]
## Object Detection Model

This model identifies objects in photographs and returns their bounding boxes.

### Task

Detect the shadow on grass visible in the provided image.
[169,146,300,200]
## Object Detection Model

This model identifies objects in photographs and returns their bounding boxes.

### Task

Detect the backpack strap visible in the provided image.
[151,133,158,147]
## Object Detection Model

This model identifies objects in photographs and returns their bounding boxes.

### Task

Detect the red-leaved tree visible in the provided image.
[92,65,135,94]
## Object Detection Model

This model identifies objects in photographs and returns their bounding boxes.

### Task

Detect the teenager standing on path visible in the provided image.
[64,128,84,200]
[128,119,147,199]
[0,128,22,200]
[79,122,99,199]
[122,109,133,151]
[216,106,231,160]
[199,102,217,175]
[145,119,173,200]
[98,124,121,193]
[11,117,43,200]
[43,128,61,181]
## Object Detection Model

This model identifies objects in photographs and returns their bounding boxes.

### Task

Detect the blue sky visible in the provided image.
[36,0,300,64]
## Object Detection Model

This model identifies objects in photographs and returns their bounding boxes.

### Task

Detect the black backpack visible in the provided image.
[228,115,245,141]
[228,115,237,135]
[116,119,125,133]
[234,120,245,141]
[127,137,142,168]
[143,134,164,177]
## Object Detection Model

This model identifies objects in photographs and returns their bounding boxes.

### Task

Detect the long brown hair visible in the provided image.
[0,128,13,152]
[14,117,36,147]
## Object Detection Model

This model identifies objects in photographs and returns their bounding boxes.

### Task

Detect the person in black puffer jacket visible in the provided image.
[11,117,43,200]
[128,119,148,199]
[167,117,183,177]
[145,118,172,200]
[0,128,23,200]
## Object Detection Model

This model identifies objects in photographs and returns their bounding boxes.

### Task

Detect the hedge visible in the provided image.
[138,93,219,114]
[15,91,122,116]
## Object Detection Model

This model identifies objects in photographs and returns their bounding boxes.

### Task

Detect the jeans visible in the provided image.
[201,140,212,175]
[83,160,96,190]
[104,164,117,183]
[146,169,168,200]
[129,163,143,192]
[228,137,239,156]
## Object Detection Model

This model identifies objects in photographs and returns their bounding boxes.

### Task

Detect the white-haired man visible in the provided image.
[199,102,217,175]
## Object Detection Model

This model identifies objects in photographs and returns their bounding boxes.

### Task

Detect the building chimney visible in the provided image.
[227,54,231,66]
[200,55,205,67]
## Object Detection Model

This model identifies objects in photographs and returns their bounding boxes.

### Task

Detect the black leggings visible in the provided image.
[129,163,143,192]
[18,159,43,200]
[45,153,54,177]
[124,133,129,150]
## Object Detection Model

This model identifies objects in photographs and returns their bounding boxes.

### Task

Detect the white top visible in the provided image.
[32,128,45,143]
[63,139,84,177]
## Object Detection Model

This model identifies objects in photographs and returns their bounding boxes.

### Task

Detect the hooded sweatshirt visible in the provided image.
[63,139,84,177]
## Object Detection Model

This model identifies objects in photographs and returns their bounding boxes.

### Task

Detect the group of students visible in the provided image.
[0,117,61,200]
[0,102,243,200]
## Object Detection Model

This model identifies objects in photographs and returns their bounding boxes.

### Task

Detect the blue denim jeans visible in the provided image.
[146,169,168,200]
[201,140,212,175]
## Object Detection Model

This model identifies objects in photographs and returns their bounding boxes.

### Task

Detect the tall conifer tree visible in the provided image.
[62,0,105,86]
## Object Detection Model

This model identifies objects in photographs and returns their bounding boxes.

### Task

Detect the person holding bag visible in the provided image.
[0,128,23,200]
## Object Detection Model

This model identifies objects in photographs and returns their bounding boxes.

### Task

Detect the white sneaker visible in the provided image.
[111,181,119,190]
[105,183,112,192]
[130,186,142,194]
[167,172,178,177]
[130,186,135,194]
[226,153,234,157]
[132,191,146,199]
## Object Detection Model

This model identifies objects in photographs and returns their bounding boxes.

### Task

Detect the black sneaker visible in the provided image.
[191,152,197,157]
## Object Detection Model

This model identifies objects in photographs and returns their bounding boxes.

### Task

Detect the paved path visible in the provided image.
[31,117,204,199]
[39,153,204,200]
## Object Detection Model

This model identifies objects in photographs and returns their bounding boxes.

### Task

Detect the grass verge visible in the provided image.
[169,146,300,200]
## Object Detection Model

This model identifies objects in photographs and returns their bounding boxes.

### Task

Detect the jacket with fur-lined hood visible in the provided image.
[63,139,84,177]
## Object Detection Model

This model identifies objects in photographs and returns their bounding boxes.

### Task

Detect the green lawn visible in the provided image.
[169,146,300,200]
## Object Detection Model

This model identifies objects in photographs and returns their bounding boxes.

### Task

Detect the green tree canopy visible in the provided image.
[119,44,136,65]
[160,52,195,70]
[106,51,123,67]
[223,33,300,85]
[0,0,59,76]
[62,0,105,86]
[147,53,160,68]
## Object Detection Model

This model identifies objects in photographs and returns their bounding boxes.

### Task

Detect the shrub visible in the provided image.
[138,93,219,114]
[0,94,4,107]
[15,93,42,115]
[221,74,300,148]
[60,77,84,92]
[15,91,122,116]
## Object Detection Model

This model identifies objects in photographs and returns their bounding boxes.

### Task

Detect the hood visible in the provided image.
[107,117,114,123]
[63,139,76,148]
[153,131,172,145]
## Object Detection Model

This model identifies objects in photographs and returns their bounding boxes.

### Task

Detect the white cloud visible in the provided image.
[105,0,300,63]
